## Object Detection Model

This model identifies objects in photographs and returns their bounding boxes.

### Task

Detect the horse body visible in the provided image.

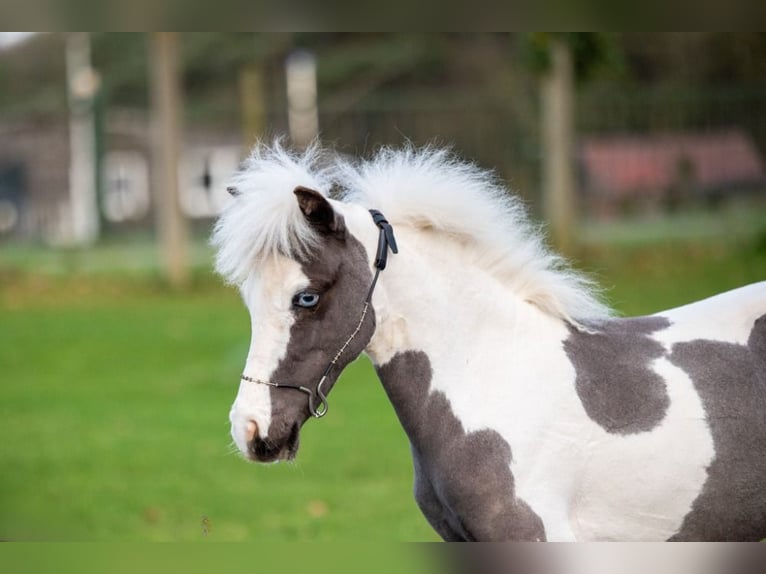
[353,212,766,541]
[214,143,766,541]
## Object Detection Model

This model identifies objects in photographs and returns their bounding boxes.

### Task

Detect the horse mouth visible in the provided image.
[283,422,300,460]
[250,423,300,463]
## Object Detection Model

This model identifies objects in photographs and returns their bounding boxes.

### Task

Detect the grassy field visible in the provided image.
[0,278,435,541]
[1,212,766,541]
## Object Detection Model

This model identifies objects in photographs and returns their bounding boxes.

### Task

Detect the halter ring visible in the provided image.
[240,374,329,418]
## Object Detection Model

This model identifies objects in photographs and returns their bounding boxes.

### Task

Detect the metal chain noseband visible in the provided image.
[240,209,398,419]
[239,374,329,417]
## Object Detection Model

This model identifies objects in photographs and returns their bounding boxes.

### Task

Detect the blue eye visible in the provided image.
[293,292,320,309]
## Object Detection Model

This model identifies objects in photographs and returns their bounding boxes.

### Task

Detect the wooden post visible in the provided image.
[239,64,265,147]
[149,32,188,287]
[541,38,576,253]
[285,50,318,149]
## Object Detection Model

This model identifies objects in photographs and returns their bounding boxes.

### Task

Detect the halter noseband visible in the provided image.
[240,209,398,419]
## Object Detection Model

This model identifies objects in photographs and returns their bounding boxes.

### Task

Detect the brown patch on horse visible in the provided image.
[564,316,672,434]
[376,350,546,541]
[668,314,766,541]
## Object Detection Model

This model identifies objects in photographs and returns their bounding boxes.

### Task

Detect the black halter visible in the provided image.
[240,209,398,418]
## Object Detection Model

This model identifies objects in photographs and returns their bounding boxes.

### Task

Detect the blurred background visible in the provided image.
[1,33,765,542]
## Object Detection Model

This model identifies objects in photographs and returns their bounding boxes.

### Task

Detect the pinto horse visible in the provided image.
[212,143,766,541]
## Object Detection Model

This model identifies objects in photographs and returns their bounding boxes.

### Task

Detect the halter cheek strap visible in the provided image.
[240,209,398,419]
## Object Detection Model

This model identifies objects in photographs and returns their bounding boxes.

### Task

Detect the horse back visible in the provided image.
[648,282,766,540]
[564,282,766,540]
[654,281,766,347]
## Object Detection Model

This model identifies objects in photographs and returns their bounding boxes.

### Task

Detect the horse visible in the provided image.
[212,142,766,541]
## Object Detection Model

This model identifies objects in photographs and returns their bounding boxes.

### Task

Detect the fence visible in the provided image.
[2,81,766,242]
[577,86,766,218]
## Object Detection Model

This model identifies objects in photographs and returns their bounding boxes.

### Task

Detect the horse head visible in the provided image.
[214,147,381,462]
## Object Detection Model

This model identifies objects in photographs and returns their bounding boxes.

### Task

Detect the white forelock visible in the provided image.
[210,141,329,285]
[334,145,612,324]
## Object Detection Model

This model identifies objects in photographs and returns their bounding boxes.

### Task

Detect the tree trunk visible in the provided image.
[541,38,576,254]
[150,32,188,288]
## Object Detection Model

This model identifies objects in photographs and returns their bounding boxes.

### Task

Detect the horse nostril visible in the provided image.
[251,435,280,461]
[245,420,258,443]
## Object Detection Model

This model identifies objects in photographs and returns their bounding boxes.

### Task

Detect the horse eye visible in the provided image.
[292,292,320,309]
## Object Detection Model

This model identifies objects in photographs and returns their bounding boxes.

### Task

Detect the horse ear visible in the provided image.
[294,186,346,237]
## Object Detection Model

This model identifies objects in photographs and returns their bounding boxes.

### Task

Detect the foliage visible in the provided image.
[517,32,624,85]
[4,33,766,122]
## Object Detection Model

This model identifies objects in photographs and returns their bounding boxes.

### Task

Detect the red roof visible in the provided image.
[581,130,765,196]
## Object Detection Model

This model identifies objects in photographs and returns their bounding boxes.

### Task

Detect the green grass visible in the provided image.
[579,200,766,247]
[1,218,765,541]
[0,278,435,541]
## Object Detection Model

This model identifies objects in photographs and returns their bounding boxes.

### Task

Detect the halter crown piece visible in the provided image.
[240,209,398,418]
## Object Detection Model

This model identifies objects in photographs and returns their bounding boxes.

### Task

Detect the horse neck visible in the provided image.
[358,223,570,438]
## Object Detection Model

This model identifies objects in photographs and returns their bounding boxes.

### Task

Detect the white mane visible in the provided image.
[212,142,611,324]
[211,141,328,284]
[335,146,611,324]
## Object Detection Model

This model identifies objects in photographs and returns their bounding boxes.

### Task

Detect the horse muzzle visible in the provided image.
[246,420,301,463]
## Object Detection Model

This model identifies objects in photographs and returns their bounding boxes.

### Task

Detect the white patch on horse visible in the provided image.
[229,256,309,451]
[652,282,766,349]
[570,356,714,540]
